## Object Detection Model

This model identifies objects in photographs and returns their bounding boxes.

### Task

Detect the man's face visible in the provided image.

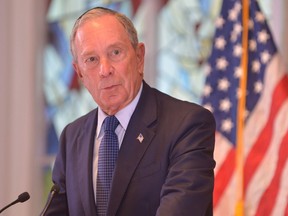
[73,15,145,115]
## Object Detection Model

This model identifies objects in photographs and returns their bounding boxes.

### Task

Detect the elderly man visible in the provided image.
[46,7,215,216]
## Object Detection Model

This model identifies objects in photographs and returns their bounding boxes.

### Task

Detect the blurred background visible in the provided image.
[0,0,287,215]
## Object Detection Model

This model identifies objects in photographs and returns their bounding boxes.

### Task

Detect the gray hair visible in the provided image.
[70,7,139,62]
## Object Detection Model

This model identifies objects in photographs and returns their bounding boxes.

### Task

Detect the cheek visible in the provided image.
[122,61,139,82]
[82,74,99,94]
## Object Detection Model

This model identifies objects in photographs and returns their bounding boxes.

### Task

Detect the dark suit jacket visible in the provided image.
[46,81,216,216]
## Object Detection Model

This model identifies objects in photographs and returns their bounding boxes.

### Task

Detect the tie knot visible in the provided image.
[104,115,119,132]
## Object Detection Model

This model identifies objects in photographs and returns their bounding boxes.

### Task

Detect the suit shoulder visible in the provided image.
[63,108,97,133]
[149,87,215,125]
[154,88,212,112]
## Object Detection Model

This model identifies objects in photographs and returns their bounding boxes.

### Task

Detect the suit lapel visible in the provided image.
[76,109,98,215]
[107,82,157,215]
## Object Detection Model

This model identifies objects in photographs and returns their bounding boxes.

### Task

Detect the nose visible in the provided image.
[99,58,113,77]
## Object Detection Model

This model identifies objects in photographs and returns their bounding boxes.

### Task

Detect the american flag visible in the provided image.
[202,0,288,215]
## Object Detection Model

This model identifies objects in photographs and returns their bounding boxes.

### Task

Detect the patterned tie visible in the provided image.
[96,115,119,216]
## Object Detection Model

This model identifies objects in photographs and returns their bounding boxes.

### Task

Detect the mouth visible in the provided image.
[102,84,119,90]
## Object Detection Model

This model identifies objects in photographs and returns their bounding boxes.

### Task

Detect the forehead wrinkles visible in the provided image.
[75,18,132,55]
[73,14,126,45]
[71,12,138,61]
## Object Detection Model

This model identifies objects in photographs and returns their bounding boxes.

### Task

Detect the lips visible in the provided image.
[99,80,121,90]
[101,83,119,90]
[105,85,117,89]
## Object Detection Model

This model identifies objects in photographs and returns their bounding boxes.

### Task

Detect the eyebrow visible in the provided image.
[79,42,128,57]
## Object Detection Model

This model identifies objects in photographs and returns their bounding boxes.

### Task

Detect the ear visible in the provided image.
[73,62,83,80]
[136,43,145,74]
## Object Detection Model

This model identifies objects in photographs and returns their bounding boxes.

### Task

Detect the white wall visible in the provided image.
[271,0,288,68]
[0,0,45,215]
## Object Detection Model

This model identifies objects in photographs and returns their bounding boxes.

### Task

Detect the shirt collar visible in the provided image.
[97,83,143,136]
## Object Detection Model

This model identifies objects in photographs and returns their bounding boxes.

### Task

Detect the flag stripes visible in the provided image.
[202,0,288,215]
[213,146,235,207]
[244,75,288,191]
[255,130,288,216]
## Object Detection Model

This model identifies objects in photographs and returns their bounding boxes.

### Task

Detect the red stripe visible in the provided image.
[244,75,288,191]
[285,202,288,216]
[213,149,235,207]
[255,130,288,216]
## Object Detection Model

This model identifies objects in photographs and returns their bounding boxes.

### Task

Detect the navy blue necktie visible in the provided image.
[97,115,119,216]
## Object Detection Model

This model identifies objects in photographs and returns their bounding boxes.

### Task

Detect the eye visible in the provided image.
[112,49,120,56]
[86,56,97,62]
[109,48,125,61]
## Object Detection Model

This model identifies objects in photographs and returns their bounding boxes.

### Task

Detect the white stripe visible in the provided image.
[214,174,238,216]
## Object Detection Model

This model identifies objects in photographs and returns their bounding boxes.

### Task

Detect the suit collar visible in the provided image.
[76,109,98,215]
[108,81,158,215]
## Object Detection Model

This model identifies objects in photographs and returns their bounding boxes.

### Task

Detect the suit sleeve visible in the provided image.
[44,125,69,216]
[156,108,216,216]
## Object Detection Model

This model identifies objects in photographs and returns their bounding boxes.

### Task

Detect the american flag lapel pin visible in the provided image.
[137,133,144,143]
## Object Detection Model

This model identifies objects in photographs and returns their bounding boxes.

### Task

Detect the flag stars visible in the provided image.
[244,109,250,120]
[233,44,242,57]
[216,57,229,71]
[218,78,230,91]
[228,8,238,21]
[233,23,242,35]
[221,118,234,133]
[234,67,242,78]
[261,50,270,64]
[203,84,213,97]
[252,60,261,73]
[205,64,212,76]
[236,88,242,98]
[234,2,242,13]
[255,11,265,23]
[254,81,263,93]
[249,19,254,29]
[202,0,279,146]
[231,32,238,42]
[230,23,242,42]
[215,36,227,50]
[219,98,232,112]
[215,16,225,28]
[258,30,270,44]
[249,39,257,51]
